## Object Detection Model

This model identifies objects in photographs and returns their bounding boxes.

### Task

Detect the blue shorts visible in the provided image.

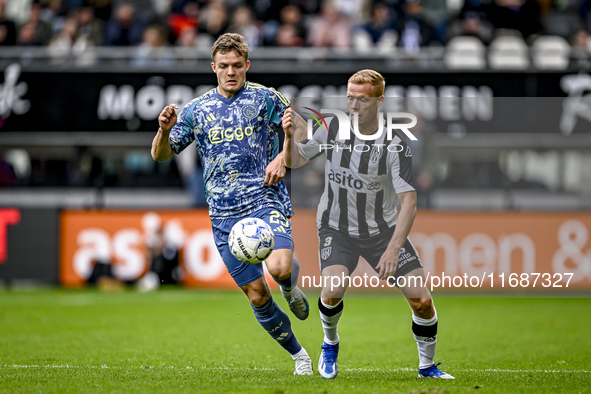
[211,207,294,287]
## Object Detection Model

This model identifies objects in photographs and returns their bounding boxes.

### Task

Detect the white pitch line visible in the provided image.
[1,365,589,374]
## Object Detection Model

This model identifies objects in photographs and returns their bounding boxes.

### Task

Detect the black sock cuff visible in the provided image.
[318,298,344,317]
[412,321,438,337]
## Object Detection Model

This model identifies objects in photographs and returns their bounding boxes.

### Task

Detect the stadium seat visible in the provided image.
[444,36,486,69]
[532,35,571,70]
[446,0,463,15]
[488,35,530,69]
[353,29,373,53]
[353,29,398,55]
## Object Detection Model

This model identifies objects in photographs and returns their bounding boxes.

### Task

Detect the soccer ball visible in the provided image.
[228,218,275,264]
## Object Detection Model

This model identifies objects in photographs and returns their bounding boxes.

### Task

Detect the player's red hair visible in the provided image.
[348,69,385,97]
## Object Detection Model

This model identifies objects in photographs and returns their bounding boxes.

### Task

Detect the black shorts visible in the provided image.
[318,225,423,279]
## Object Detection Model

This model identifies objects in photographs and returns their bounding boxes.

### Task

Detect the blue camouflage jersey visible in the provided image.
[169,81,293,219]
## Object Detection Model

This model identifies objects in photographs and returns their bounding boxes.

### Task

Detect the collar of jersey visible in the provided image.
[214,83,246,104]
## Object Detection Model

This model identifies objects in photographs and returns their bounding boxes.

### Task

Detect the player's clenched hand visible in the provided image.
[376,248,399,280]
[264,153,286,185]
[282,107,294,138]
[159,104,178,132]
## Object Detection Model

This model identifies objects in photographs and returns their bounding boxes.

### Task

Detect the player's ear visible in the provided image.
[377,95,385,108]
[245,60,250,72]
[211,62,216,73]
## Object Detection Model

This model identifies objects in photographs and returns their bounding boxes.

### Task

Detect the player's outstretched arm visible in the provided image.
[376,191,418,280]
[282,108,309,168]
[151,104,178,162]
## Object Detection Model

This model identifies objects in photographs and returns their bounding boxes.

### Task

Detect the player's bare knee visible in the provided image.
[243,283,271,307]
[411,297,434,318]
[266,255,292,280]
[321,287,346,304]
[321,295,343,307]
[247,289,271,307]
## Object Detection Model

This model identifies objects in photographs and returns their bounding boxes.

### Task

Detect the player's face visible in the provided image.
[347,83,384,132]
[211,50,250,98]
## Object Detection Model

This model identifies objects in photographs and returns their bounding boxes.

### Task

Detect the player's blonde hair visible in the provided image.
[211,33,249,62]
[348,69,385,96]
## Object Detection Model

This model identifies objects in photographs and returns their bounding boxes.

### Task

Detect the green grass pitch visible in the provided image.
[1,288,590,393]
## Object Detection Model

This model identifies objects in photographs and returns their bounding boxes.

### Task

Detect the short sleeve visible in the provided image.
[169,101,197,154]
[264,88,290,126]
[390,140,416,193]
[297,122,328,161]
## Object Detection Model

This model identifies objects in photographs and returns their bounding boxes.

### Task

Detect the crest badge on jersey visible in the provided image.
[321,247,332,260]
[370,145,383,163]
[242,104,257,119]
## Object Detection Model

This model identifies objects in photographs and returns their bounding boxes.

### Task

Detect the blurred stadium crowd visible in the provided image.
[1,0,591,56]
[1,0,590,211]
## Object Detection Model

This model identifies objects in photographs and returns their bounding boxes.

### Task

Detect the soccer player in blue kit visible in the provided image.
[151,33,313,375]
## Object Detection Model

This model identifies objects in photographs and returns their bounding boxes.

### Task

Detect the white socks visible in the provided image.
[412,312,438,370]
[318,299,343,345]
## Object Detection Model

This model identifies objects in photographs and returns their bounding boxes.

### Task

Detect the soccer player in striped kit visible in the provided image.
[283,70,454,380]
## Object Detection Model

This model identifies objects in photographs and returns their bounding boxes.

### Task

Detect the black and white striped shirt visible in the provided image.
[298,117,416,238]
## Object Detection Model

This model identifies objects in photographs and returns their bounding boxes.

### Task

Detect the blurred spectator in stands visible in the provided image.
[446,10,494,44]
[112,0,157,25]
[153,0,173,20]
[421,0,450,36]
[264,4,307,46]
[481,0,542,39]
[48,14,86,62]
[396,0,439,53]
[17,21,41,46]
[17,0,53,46]
[104,2,145,45]
[175,24,213,47]
[275,23,305,47]
[247,0,290,23]
[132,23,175,67]
[308,1,352,48]
[86,0,112,22]
[226,5,261,48]
[570,28,591,69]
[34,0,58,23]
[0,0,16,46]
[332,0,371,24]
[543,0,583,39]
[197,1,228,41]
[167,0,199,41]
[295,0,321,15]
[4,0,33,26]
[354,2,397,50]
[77,3,104,45]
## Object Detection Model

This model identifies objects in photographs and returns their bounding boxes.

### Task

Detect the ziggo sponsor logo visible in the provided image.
[209,126,254,144]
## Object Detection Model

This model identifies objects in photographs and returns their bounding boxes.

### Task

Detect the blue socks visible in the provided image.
[251,297,302,355]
